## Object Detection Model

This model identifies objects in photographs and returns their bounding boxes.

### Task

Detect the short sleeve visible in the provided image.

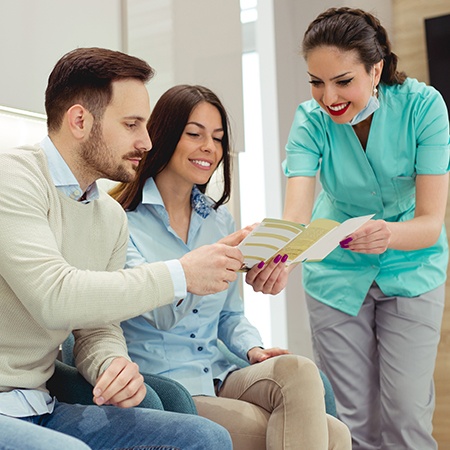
[415,87,450,174]
[283,101,325,178]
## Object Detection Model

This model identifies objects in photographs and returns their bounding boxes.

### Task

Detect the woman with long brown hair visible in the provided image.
[111,84,350,450]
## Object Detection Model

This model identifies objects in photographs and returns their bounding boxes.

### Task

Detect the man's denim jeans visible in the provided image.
[13,401,232,450]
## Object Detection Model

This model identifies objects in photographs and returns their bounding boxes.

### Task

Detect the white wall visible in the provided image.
[126,0,244,150]
[0,0,123,115]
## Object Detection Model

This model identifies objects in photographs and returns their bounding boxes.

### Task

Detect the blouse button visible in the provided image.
[203,368,209,373]
[193,309,198,314]
[190,333,196,338]
[198,346,203,351]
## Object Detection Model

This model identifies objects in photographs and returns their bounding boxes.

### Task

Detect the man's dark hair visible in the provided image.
[45,47,155,132]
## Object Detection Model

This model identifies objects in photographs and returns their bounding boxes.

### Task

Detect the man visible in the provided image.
[0,47,239,449]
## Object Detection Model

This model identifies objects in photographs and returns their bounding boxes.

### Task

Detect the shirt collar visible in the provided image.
[40,136,99,202]
[142,178,213,219]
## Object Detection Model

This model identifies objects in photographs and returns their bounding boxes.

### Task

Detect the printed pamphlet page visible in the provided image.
[238,214,374,270]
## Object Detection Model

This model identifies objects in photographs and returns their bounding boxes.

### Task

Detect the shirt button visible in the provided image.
[371,191,377,196]
[190,333,196,338]
[74,190,80,196]
[198,346,203,351]
[203,368,209,373]
[192,309,198,314]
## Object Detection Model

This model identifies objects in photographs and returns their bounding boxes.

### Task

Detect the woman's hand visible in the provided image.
[247,346,290,364]
[339,219,391,254]
[245,254,290,294]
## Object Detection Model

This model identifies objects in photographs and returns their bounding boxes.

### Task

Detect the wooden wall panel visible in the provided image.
[392,0,450,446]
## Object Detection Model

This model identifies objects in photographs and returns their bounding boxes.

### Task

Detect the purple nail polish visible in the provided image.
[340,243,349,249]
[257,261,265,269]
[340,237,353,246]
[274,254,282,264]
[281,254,288,263]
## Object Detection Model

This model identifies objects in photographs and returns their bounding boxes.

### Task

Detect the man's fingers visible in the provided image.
[102,375,144,407]
[218,229,248,246]
[113,384,147,408]
[93,359,124,401]
[181,243,244,295]
[93,359,142,406]
[218,224,259,247]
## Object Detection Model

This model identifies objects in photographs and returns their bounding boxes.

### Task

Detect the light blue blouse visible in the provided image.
[121,178,263,396]
[283,78,449,316]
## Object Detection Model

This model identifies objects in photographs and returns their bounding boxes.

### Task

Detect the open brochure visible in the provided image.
[238,214,374,270]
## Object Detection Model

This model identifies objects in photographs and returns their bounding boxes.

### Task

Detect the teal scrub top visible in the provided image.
[283,78,450,316]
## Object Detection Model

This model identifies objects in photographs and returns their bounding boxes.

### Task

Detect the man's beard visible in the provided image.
[80,120,140,183]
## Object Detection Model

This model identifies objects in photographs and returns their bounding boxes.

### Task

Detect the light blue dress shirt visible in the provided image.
[42,136,100,202]
[121,178,263,396]
[283,78,450,316]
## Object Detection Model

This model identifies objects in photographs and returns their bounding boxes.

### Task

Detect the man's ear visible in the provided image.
[66,104,93,140]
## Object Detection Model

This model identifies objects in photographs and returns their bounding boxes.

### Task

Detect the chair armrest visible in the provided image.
[47,360,97,405]
[142,372,197,415]
[48,360,164,410]
[319,370,337,418]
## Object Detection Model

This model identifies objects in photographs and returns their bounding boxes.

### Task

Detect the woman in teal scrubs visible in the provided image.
[282,7,449,450]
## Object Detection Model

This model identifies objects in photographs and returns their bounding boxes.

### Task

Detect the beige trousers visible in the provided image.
[193,355,351,450]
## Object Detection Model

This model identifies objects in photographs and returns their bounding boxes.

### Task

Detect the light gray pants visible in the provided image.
[305,282,445,450]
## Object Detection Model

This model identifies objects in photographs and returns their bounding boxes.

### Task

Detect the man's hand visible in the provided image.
[247,346,290,364]
[93,357,146,408]
[218,223,257,247]
[180,244,243,295]
[245,254,290,295]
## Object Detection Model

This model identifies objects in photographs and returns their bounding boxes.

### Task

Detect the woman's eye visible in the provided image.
[213,137,223,143]
[337,78,353,86]
[309,80,322,87]
[187,132,199,137]
[127,123,137,128]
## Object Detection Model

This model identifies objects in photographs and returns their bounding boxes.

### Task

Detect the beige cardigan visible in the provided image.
[0,146,175,393]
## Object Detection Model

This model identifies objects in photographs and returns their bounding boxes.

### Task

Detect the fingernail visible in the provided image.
[93,388,101,397]
[274,254,282,264]
[340,237,353,246]
[340,243,349,249]
[96,396,105,405]
[257,261,265,269]
[281,254,288,263]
